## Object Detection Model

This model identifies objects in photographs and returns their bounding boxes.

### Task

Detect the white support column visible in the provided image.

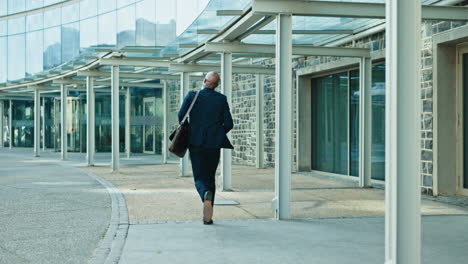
[111,65,120,172]
[359,57,372,187]
[274,13,293,220]
[162,81,168,164]
[180,72,190,177]
[9,100,12,149]
[0,100,4,149]
[86,76,95,166]
[42,96,46,152]
[125,87,131,159]
[60,85,68,160]
[34,88,40,157]
[221,52,233,191]
[256,74,265,169]
[385,1,422,264]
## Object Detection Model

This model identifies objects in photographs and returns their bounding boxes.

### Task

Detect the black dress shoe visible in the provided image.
[203,220,213,225]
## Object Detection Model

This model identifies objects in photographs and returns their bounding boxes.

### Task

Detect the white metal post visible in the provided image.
[221,52,233,191]
[34,88,40,157]
[359,57,372,187]
[162,81,168,164]
[9,100,12,149]
[86,76,95,166]
[180,72,190,177]
[42,96,46,152]
[61,85,68,160]
[256,74,265,169]
[125,87,131,159]
[0,100,3,149]
[274,14,293,220]
[111,65,120,172]
[385,1,422,263]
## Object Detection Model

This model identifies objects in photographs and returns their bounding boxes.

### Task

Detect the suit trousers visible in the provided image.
[189,146,221,204]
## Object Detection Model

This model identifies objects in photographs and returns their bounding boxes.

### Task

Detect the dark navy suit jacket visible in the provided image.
[178,88,234,149]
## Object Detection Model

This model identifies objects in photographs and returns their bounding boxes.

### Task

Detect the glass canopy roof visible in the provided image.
[0,0,461,91]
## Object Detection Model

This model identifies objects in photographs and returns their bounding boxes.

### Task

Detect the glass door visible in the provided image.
[143,97,156,154]
[459,46,468,195]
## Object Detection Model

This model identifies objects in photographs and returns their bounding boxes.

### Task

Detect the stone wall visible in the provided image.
[227,19,468,195]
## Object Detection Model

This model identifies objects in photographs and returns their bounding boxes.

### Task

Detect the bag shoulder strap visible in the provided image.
[181,90,200,123]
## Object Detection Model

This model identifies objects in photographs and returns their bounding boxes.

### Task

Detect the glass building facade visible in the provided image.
[0,0,216,82]
[0,0,210,153]
[311,64,386,180]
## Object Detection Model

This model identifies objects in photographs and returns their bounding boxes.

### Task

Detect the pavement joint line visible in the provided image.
[55,162,129,264]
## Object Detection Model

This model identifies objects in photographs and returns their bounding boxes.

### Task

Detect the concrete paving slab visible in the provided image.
[120,216,468,264]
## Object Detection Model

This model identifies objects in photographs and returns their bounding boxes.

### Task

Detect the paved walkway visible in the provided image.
[119,216,468,264]
[2,148,468,263]
[0,149,111,264]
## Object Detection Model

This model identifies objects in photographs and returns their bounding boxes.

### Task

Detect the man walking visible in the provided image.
[178,72,234,225]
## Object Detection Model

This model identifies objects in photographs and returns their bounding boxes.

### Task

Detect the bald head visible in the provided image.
[203,72,220,89]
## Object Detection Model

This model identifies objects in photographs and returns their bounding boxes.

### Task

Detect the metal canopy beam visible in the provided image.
[385,0,422,263]
[255,29,354,35]
[217,10,244,16]
[111,65,120,172]
[220,52,233,191]
[274,13,293,220]
[252,0,468,21]
[33,88,40,157]
[53,79,164,88]
[205,42,371,58]
[169,63,275,75]
[77,71,204,80]
[86,76,95,166]
[99,58,170,68]
[180,72,190,177]
[60,85,67,160]
[178,9,267,63]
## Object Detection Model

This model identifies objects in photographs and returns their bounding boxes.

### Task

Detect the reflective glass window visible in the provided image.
[0,37,7,82]
[27,12,43,32]
[311,72,349,175]
[80,17,97,49]
[1,0,8,16]
[156,0,176,45]
[311,64,386,180]
[80,0,97,19]
[8,34,26,81]
[99,0,116,13]
[349,70,359,177]
[117,5,135,48]
[117,0,134,8]
[8,0,25,14]
[62,22,80,63]
[8,17,26,35]
[26,31,43,76]
[98,11,117,46]
[136,0,156,46]
[0,20,6,36]
[44,7,61,28]
[43,27,61,69]
[44,0,61,6]
[62,2,80,24]
[26,0,43,10]
[371,64,386,180]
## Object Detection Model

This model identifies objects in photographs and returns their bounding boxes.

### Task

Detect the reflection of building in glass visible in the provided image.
[0,0,188,82]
